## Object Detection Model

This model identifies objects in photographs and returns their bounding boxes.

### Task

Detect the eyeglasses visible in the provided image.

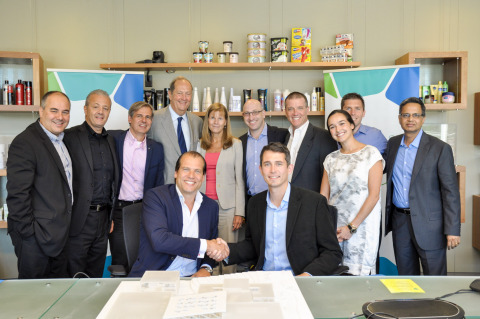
[243,110,263,117]
[400,113,424,119]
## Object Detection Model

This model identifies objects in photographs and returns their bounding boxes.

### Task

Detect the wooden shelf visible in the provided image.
[0,221,6,229]
[0,169,5,177]
[395,51,467,110]
[100,61,361,72]
[0,105,39,112]
[456,165,466,223]
[474,93,480,145]
[474,195,480,250]
[192,110,324,117]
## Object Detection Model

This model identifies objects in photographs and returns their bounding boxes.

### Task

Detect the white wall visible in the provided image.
[1,0,480,278]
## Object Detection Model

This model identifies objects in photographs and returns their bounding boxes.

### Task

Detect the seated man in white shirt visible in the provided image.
[129,151,228,277]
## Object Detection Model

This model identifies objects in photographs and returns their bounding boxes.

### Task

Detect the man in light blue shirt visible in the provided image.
[341,93,387,154]
[220,142,342,276]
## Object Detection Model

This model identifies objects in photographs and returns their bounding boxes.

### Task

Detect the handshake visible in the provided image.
[206,238,230,261]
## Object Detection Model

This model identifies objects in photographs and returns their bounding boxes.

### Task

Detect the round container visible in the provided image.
[271,50,288,62]
[229,52,239,63]
[204,52,213,63]
[248,56,266,63]
[271,37,288,51]
[217,52,226,63]
[247,41,266,49]
[247,48,266,57]
[198,41,209,53]
[247,33,267,42]
[193,52,203,63]
[442,92,455,103]
[223,41,233,52]
[424,95,434,104]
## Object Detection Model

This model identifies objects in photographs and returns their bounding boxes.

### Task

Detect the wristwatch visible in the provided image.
[200,266,213,274]
[347,223,358,234]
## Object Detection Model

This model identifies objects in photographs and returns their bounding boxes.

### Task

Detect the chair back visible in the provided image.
[122,202,143,273]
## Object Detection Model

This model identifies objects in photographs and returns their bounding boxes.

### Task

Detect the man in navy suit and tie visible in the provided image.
[129,151,228,277]
[385,97,461,275]
[108,101,165,270]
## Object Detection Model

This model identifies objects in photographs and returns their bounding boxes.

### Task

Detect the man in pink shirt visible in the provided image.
[108,101,165,270]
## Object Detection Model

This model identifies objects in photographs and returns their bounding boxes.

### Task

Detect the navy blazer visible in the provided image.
[239,124,288,199]
[129,184,219,277]
[109,129,165,194]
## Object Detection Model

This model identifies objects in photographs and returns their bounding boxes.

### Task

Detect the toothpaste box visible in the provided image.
[291,46,311,63]
[292,28,311,47]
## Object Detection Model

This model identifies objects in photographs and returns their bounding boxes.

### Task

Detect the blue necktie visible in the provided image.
[177,117,187,154]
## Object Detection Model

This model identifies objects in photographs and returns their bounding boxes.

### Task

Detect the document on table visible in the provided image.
[380,279,425,293]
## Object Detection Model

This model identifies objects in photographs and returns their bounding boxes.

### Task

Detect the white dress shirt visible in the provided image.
[287,120,309,182]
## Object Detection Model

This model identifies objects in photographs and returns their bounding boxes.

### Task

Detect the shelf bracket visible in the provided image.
[145,70,152,87]
[166,69,175,74]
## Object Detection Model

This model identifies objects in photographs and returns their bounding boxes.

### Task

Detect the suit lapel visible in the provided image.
[78,125,94,172]
[144,138,153,181]
[258,194,268,261]
[186,112,198,151]
[387,136,402,176]
[118,130,127,169]
[161,109,181,155]
[170,186,184,234]
[410,133,430,185]
[285,187,300,246]
[291,124,314,181]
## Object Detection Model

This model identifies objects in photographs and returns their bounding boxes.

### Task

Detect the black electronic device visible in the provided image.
[152,51,165,63]
[362,299,464,319]
[470,279,480,292]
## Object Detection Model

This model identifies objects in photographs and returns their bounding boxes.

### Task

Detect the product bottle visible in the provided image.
[214,87,219,104]
[311,87,318,111]
[3,80,9,105]
[25,81,32,106]
[273,89,282,111]
[202,88,207,111]
[229,88,234,111]
[304,92,311,108]
[282,89,290,110]
[205,87,212,110]
[220,87,227,106]
[438,81,443,103]
[15,80,25,105]
[319,92,325,112]
[443,81,448,93]
[7,83,14,105]
[192,87,200,112]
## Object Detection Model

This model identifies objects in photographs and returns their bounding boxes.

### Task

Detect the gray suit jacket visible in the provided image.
[197,139,245,216]
[148,106,203,184]
[385,132,461,250]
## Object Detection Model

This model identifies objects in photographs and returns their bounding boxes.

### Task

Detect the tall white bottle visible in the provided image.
[282,89,290,110]
[304,92,310,108]
[229,88,234,111]
[273,89,282,111]
[192,87,200,112]
[311,87,318,111]
[205,87,212,110]
[202,88,207,111]
[214,87,219,104]
[220,87,227,106]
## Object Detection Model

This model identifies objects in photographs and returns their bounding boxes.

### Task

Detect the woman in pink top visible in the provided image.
[197,103,245,246]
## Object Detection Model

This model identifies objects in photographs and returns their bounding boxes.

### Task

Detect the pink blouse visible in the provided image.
[205,152,220,200]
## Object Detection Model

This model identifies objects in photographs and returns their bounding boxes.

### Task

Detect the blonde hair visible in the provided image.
[200,103,233,150]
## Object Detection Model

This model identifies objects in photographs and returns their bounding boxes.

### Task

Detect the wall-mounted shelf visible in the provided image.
[192,110,324,117]
[0,221,6,229]
[395,51,467,110]
[0,105,39,112]
[100,62,361,72]
[473,195,480,250]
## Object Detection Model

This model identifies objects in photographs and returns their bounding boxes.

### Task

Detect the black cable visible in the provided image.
[349,311,399,319]
[436,288,475,299]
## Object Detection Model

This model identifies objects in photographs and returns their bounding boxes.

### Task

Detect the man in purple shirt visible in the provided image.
[108,101,165,270]
[341,93,387,155]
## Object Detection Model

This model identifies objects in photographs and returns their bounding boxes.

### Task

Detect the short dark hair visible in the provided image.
[285,91,308,108]
[341,92,365,110]
[128,101,154,119]
[327,109,355,127]
[260,142,291,166]
[41,91,71,109]
[174,151,207,175]
[399,97,426,116]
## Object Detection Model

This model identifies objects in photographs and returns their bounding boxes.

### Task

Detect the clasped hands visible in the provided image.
[206,238,229,261]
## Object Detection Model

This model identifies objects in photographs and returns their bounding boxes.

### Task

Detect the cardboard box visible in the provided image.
[291,46,311,63]
[292,28,311,47]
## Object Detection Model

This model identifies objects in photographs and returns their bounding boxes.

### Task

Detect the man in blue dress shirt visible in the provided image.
[341,92,387,154]
[385,97,461,275]
[219,142,342,276]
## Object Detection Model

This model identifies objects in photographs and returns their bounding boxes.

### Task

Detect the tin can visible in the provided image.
[247,56,266,63]
[193,52,203,63]
[198,41,209,53]
[229,52,239,63]
[223,41,233,52]
[247,33,267,42]
[247,48,266,57]
[247,41,266,49]
[217,52,226,63]
[271,37,288,51]
[204,52,213,63]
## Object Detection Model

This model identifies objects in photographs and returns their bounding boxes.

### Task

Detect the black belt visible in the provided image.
[395,206,411,215]
[89,204,109,211]
[116,199,142,208]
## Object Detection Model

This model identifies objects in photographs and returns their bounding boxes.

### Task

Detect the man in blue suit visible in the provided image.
[129,151,227,277]
[108,101,165,270]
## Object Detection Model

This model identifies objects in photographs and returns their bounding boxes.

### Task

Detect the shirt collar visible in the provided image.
[169,105,186,122]
[356,124,367,135]
[38,120,64,142]
[247,122,268,138]
[400,129,423,148]
[84,121,108,137]
[266,183,291,210]
[126,129,146,148]
[175,185,203,207]
[288,120,309,136]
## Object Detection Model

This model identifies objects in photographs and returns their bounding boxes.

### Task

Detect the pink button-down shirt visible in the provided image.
[118,130,147,201]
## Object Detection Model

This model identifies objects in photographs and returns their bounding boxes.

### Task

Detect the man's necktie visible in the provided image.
[177,117,187,154]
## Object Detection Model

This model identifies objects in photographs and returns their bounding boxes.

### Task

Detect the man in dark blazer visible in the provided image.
[7,91,73,278]
[129,151,227,278]
[64,89,120,278]
[108,101,165,270]
[284,92,337,192]
[239,99,288,205]
[385,97,461,275]
[222,143,342,276]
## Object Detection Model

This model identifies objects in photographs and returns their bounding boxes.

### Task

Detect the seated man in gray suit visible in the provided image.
[148,76,202,184]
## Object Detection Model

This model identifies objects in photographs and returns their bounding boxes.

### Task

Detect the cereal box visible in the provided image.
[291,46,311,63]
[292,28,311,47]
[335,34,354,49]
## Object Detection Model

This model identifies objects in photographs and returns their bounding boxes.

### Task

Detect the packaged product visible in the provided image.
[291,46,311,63]
[292,28,311,47]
